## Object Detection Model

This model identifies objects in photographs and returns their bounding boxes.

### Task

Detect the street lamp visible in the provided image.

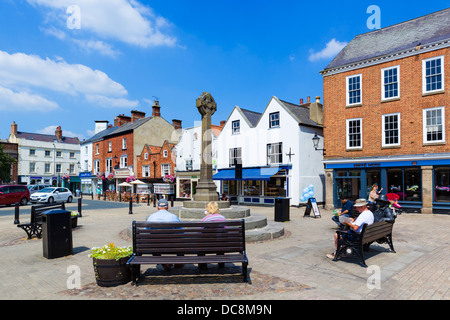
[312,134,326,156]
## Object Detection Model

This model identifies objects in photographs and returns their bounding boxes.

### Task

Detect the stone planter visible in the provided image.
[92,256,132,287]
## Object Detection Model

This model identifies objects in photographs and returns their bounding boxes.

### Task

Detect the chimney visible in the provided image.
[94,120,109,134]
[131,110,146,123]
[220,120,226,128]
[152,100,161,117]
[300,98,304,105]
[307,96,310,103]
[114,114,131,127]
[172,119,182,130]
[309,96,323,126]
[55,126,63,141]
[11,121,17,136]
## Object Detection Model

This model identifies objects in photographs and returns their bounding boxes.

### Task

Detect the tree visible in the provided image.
[0,145,16,183]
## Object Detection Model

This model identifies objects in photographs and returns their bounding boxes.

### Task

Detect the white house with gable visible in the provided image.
[214,96,325,206]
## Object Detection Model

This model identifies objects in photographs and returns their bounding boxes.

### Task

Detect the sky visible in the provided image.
[0,0,449,141]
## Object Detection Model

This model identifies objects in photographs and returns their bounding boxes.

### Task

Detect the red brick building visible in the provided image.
[135,140,176,182]
[92,101,181,192]
[320,9,450,213]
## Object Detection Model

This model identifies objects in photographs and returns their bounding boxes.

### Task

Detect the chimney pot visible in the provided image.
[55,126,62,140]
[172,119,182,130]
[300,98,304,105]
[307,96,310,103]
[220,120,226,127]
[316,96,321,103]
[11,121,17,135]
[152,100,161,117]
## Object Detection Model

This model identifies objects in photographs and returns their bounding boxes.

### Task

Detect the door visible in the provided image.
[336,178,361,203]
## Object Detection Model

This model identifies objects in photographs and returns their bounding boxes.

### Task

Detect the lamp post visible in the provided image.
[312,134,326,156]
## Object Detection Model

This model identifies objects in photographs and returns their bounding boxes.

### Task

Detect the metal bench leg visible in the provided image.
[386,234,396,253]
[242,262,248,282]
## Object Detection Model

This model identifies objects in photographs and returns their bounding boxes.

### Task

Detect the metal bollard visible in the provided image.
[78,198,82,217]
[147,194,150,206]
[171,195,174,207]
[14,202,20,225]
[153,194,156,207]
[129,198,133,214]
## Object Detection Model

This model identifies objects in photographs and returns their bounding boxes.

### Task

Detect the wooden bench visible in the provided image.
[127,220,249,285]
[333,221,396,267]
[17,202,66,239]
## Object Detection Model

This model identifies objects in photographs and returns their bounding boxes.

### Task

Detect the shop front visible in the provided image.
[325,155,450,213]
[213,166,291,205]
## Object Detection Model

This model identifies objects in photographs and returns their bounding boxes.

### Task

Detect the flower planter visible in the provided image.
[93,256,132,287]
[71,216,78,228]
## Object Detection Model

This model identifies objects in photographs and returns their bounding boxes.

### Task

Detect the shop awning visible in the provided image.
[213,167,280,181]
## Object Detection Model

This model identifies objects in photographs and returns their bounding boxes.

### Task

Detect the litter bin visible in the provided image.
[42,209,73,259]
[275,197,290,222]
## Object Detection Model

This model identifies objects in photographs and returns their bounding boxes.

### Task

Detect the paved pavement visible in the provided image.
[0,199,449,300]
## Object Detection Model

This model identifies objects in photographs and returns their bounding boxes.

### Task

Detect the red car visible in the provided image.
[0,185,30,206]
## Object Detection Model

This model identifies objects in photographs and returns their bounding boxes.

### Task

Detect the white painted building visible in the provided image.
[8,122,81,189]
[214,96,325,206]
[79,120,112,195]
[174,121,223,199]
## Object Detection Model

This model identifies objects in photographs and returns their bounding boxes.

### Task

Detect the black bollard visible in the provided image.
[78,198,82,217]
[129,198,133,214]
[153,194,156,207]
[171,195,174,207]
[119,192,121,202]
[14,202,20,225]
[147,194,150,206]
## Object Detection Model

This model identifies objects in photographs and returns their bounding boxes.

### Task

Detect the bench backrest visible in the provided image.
[361,221,394,244]
[31,202,66,224]
[132,220,246,256]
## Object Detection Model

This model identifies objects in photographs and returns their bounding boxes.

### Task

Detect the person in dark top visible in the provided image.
[332,195,353,229]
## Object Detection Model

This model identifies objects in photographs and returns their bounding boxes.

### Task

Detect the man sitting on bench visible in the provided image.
[327,198,374,260]
[146,198,182,271]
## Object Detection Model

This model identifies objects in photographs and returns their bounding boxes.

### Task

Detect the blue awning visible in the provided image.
[213,167,281,181]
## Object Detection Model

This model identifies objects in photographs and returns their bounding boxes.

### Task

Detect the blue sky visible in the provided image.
[0,0,449,141]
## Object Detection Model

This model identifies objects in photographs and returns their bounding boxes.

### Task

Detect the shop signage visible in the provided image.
[303,198,321,218]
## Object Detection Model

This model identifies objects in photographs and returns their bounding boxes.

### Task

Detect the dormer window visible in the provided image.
[269,112,280,128]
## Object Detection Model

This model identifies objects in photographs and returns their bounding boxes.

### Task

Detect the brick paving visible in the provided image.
[0,200,448,300]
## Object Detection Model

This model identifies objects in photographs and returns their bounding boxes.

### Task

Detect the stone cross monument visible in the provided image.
[194,92,219,202]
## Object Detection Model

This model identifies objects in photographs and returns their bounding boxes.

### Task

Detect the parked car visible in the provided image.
[27,184,52,194]
[30,187,73,204]
[0,185,30,206]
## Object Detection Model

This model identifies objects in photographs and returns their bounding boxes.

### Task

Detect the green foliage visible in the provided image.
[89,243,132,261]
[0,145,16,183]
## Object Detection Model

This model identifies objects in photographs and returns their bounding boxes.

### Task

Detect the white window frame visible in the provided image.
[122,138,127,150]
[422,56,444,94]
[29,162,36,173]
[382,113,401,147]
[161,163,171,176]
[94,160,100,175]
[163,150,168,158]
[267,142,283,165]
[381,66,400,101]
[44,163,51,174]
[120,155,128,168]
[106,158,112,174]
[346,74,362,106]
[108,141,112,152]
[142,165,150,177]
[229,147,242,167]
[269,112,280,128]
[346,118,363,149]
[232,120,240,135]
[423,106,445,144]
[144,153,148,160]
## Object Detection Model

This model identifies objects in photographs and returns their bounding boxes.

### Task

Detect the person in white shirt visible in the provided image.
[327,198,374,259]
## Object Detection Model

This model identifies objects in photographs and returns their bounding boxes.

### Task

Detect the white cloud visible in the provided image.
[0,50,127,97]
[27,0,178,52]
[0,50,135,110]
[86,94,139,108]
[73,39,120,58]
[308,38,347,62]
[0,85,59,111]
[37,125,84,139]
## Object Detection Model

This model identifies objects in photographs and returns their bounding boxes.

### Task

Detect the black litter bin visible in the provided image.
[42,209,73,259]
[275,197,290,222]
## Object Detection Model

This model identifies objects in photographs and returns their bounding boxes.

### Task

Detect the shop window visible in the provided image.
[434,167,450,202]
[223,180,238,196]
[264,177,286,197]
[243,180,261,196]
[179,179,191,198]
[387,168,422,202]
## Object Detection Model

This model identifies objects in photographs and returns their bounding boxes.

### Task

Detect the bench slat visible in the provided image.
[128,253,247,265]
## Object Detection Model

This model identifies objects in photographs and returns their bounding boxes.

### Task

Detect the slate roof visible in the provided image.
[240,108,262,127]
[277,99,321,128]
[323,8,450,72]
[16,132,80,144]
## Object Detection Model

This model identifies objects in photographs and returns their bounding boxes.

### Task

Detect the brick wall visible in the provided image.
[135,141,175,179]
[93,132,134,173]
[323,47,449,159]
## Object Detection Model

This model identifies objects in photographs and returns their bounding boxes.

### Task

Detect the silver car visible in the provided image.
[30,187,73,204]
